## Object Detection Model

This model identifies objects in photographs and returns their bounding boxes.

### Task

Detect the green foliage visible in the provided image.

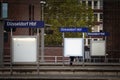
[44,0,95,46]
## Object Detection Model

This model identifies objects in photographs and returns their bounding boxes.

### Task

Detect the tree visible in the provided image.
[44,0,95,46]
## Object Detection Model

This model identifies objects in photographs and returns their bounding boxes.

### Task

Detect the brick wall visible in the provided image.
[4,47,64,62]
[45,47,63,56]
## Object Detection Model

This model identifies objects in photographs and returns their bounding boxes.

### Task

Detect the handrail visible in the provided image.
[3,55,120,63]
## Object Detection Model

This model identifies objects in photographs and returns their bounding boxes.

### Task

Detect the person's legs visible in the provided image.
[70,56,74,65]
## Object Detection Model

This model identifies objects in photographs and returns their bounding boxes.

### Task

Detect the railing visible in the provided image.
[3,55,120,64]
[40,56,120,63]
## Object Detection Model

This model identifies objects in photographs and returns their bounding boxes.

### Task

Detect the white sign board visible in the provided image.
[91,40,106,56]
[12,36,37,63]
[64,38,84,57]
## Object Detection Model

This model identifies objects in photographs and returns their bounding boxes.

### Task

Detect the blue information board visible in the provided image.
[87,32,109,36]
[60,27,88,32]
[4,21,44,28]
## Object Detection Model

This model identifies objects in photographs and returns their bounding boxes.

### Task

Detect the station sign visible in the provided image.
[4,21,44,28]
[87,32,109,36]
[60,27,88,32]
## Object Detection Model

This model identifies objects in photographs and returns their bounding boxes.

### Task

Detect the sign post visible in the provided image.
[0,20,4,67]
[62,32,65,66]
[60,27,88,33]
[4,21,44,28]
[87,32,109,63]
[4,20,44,75]
[60,27,88,65]
[87,32,109,36]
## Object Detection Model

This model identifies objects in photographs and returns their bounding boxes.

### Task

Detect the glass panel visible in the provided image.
[100,0,103,9]
[88,1,92,7]
[94,1,98,9]
[94,13,98,19]
[100,13,103,21]
[2,3,8,18]
[82,1,86,5]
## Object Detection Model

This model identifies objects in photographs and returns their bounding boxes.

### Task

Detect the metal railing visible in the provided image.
[3,55,120,64]
[39,56,120,63]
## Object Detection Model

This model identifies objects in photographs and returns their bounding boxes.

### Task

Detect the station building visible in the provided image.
[103,0,120,58]
[0,0,120,65]
[80,0,103,32]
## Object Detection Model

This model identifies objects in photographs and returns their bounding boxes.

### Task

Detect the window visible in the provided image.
[88,1,92,7]
[1,3,8,18]
[82,1,86,6]
[94,13,103,22]
[94,13,98,20]
[100,13,103,21]
[100,0,103,9]
[94,1,98,9]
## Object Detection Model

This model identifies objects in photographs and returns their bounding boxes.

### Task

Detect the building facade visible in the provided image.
[80,0,103,46]
[80,0,120,58]
[103,0,120,58]
[80,0,103,32]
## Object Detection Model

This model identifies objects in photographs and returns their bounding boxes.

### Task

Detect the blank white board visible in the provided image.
[91,40,106,56]
[12,36,37,63]
[64,38,84,57]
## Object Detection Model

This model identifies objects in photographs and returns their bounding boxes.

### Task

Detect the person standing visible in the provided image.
[70,56,74,65]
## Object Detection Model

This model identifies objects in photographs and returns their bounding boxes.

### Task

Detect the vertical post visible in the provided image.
[40,1,46,62]
[10,28,13,75]
[90,36,92,62]
[55,56,57,63]
[62,33,65,66]
[85,38,88,46]
[105,36,107,62]
[82,33,85,66]
[82,33,85,38]
[0,20,4,67]
[37,28,39,75]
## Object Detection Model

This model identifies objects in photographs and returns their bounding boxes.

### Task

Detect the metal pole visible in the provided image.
[36,28,39,73]
[10,28,13,75]
[0,20,4,67]
[62,33,65,66]
[82,33,85,66]
[40,1,45,62]
[90,36,92,62]
[105,36,107,62]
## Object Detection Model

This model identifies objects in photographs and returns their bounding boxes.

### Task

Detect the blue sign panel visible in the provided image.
[60,27,88,32]
[87,32,109,36]
[4,21,44,28]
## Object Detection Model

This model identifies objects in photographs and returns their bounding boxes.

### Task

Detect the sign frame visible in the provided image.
[11,36,38,64]
[64,38,84,57]
[87,32,109,36]
[60,27,88,32]
[90,40,106,56]
[4,21,44,28]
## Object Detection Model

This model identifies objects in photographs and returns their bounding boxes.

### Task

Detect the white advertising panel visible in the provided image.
[12,36,37,63]
[91,40,106,56]
[64,38,84,57]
